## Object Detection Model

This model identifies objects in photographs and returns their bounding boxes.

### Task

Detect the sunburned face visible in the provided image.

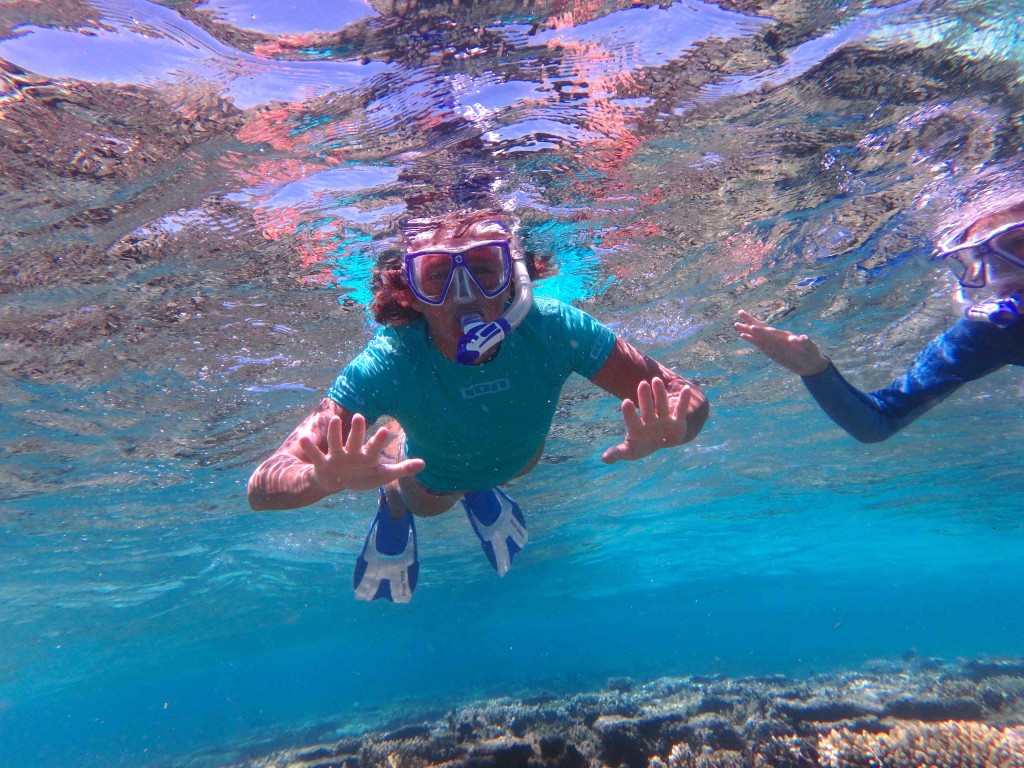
[405,215,518,361]
[414,284,511,362]
[955,206,1024,293]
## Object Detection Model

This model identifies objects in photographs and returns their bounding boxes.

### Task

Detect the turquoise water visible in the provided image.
[1,1,1024,766]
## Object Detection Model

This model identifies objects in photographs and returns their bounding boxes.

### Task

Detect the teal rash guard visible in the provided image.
[327,297,616,492]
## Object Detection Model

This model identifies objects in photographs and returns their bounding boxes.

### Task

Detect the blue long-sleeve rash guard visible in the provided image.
[801,318,1024,443]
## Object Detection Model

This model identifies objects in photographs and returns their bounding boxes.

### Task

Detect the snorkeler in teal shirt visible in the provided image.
[327,298,616,493]
[248,208,709,603]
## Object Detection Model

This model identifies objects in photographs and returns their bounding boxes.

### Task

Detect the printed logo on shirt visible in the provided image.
[460,378,511,399]
[588,338,606,360]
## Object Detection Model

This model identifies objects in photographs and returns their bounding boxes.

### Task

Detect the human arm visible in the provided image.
[736,311,1007,443]
[247,398,425,511]
[734,308,908,442]
[589,338,710,464]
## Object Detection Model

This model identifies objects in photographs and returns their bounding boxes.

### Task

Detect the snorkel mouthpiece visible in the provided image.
[965,295,1022,328]
[457,314,512,365]
[454,246,534,365]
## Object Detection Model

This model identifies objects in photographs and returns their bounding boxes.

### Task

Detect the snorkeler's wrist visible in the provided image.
[799,356,832,378]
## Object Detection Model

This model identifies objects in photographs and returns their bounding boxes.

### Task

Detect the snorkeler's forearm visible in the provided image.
[247,453,332,511]
[591,338,709,442]
[800,321,1005,443]
[247,398,354,511]
[801,363,913,443]
[676,381,709,443]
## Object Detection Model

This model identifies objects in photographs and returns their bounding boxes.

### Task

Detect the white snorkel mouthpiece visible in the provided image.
[457,313,511,364]
[456,253,533,365]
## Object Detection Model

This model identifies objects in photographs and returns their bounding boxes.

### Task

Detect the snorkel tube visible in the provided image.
[456,251,533,365]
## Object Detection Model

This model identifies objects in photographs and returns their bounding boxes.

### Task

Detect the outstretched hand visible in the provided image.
[734,310,830,376]
[298,413,425,493]
[602,378,693,464]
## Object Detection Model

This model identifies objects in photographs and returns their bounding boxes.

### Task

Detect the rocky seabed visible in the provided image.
[224,658,1024,768]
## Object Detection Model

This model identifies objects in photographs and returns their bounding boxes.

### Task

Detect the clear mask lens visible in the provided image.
[462,244,511,293]
[410,252,455,302]
[989,225,1024,270]
[946,248,987,288]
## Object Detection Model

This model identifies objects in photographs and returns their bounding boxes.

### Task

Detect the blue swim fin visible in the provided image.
[462,487,527,577]
[353,489,418,603]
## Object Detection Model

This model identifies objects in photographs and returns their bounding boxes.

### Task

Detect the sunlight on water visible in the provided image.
[1,0,1024,766]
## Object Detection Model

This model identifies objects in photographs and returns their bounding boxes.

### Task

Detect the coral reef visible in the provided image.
[818,720,1024,768]
[218,658,1024,768]
[649,742,746,768]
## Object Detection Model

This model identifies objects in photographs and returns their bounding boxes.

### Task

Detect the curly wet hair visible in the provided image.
[369,211,552,326]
